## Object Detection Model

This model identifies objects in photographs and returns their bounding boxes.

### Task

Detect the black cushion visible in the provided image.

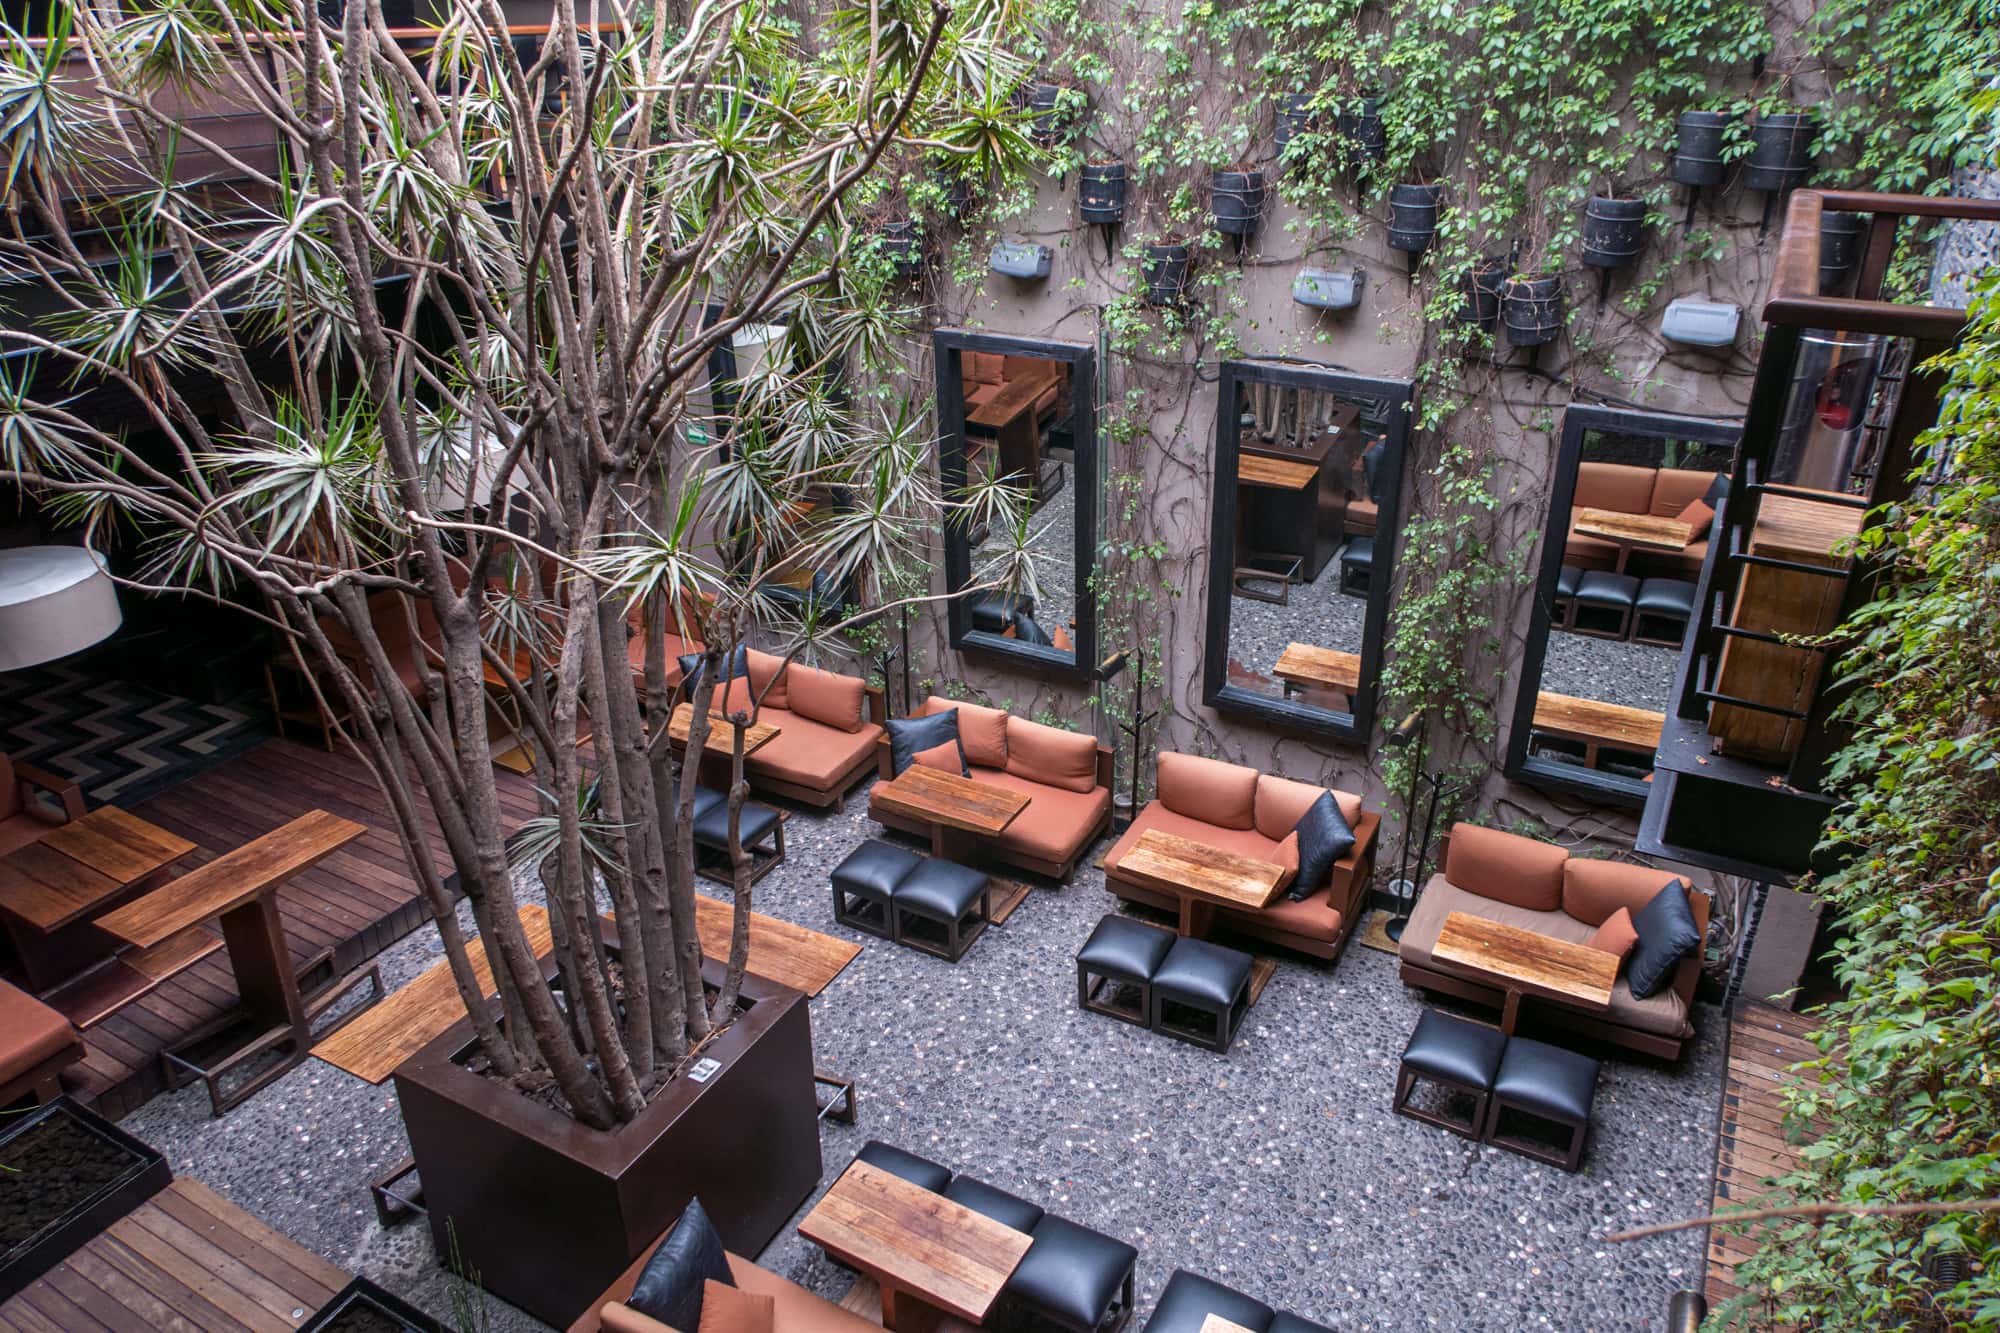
[1361,440,1384,503]
[1077,915,1175,982]
[1400,1008,1506,1091]
[627,1197,732,1329]
[1341,536,1375,569]
[1493,1036,1600,1124]
[1144,1269,1274,1332]
[1011,610,1056,646]
[1289,790,1357,901]
[832,840,922,902]
[1270,1313,1336,1333]
[943,1176,1045,1234]
[677,645,748,691]
[1575,570,1640,608]
[1635,577,1697,616]
[691,793,780,850]
[1556,564,1583,599]
[894,858,989,918]
[1008,1215,1137,1327]
[972,591,1034,633]
[1628,878,1702,998]
[887,711,968,777]
[1703,472,1730,507]
[1152,937,1253,1010]
[854,1141,952,1193]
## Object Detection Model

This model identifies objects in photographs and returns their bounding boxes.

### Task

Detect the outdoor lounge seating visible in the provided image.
[1143,1269,1333,1332]
[1392,1008,1508,1140]
[1076,914,1177,1026]
[1562,461,1719,580]
[830,840,994,961]
[1398,823,1711,1059]
[577,1247,879,1333]
[688,786,786,884]
[871,697,1114,881]
[1552,564,1582,629]
[0,980,84,1105]
[1103,754,1378,960]
[0,750,85,857]
[1483,1035,1601,1171]
[1150,936,1253,1053]
[1338,535,1374,595]
[686,650,884,808]
[1571,569,1639,639]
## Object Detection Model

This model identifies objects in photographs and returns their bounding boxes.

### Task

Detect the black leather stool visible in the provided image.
[1573,569,1640,639]
[690,787,786,884]
[1552,564,1583,629]
[831,840,920,939]
[1149,938,1252,1054]
[944,1176,1045,1233]
[1007,1214,1139,1332]
[1634,576,1697,647]
[1482,1036,1600,1171]
[1338,536,1375,597]
[853,1140,953,1192]
[1143,1269,1274,1332]
[1076,915,1175,1027]
[892,858,993,962]
[1392,1008,1507,1140]
[1270,1315,1335,1332]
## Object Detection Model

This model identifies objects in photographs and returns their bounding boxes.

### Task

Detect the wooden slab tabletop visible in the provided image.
[0,841,120,931]
[966,376,1043,429]
[1433,910,1618,1011]
[96,809,366,949]
[1237,453,1319,491]
[1201,1317,1263,1333]
[1746,491,1864,566]
[1572,507,1695,550]
[799,1160,1032,1324]
[1533,691,1665,752]
[872,764,1031,836]
[1273,642,1362,691]
[1118,829,1289,910]
[669,702,780,756]
[38,807,195,884]
[692,892,860,997]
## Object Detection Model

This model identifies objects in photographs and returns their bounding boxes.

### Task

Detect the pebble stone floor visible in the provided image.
[122,772,1725,1331]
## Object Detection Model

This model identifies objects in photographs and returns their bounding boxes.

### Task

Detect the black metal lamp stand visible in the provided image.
[1388,770,1454,941]
[1106,646,1147,831]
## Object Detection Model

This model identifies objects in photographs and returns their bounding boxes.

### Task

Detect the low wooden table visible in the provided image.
[1201,1317,1262,1333]
[0,806,195,991]
[871,764,1030,862]
[1114,828,1289,939]
[1572,507,1694,573]
[799,1159,1033,1330]
[967,377,1047,494]
[1532,690,1665,768]
[1431,909,1618,1035]
[669,701,782,755]
[1273,642,1361,700]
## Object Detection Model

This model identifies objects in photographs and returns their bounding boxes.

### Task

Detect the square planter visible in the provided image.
[391,960,821,1328]
[0,1096,173,1302]
[299,1276,449,1332]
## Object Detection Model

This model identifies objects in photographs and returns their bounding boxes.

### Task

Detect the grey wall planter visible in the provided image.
[1501,274,1565,347]
[1143,243,1191,306]
[1293,267,1365,310]
[990,241,1052,280]
[1671,110,1733,187]
[1387,184,1443,254]
[1211,170,1266,237]
[1662,297,1741,347]
[1335,96,1387,167]
[1818,210,1867,290]
[1274,93,1315,158]
[1079,162,1127,225]
[1458,259,1507,328]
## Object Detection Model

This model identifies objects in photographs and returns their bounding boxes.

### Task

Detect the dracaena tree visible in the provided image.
[0,0,1040,1127]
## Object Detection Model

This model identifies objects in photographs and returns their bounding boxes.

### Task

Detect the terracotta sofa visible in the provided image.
[1,751,85,858]
[870,697,1113,881]
[963,351,1063,425]
[0,980,84,1106]
[1398,823,1711,1059]
[685,650,884,809]
[570,1248,876,1333]
[1102,753,1379,961]
[1565,462,1720,580]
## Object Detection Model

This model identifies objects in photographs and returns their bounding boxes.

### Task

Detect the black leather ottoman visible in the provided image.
[831,840,921,939]
[690,787,786,884]
[944,1176,1046,1234]
[892,857,993,962]
[1269,1315,1335,1333]
[1338,536,1375,597]
[1076,915,1176,1027]
[1149,938,1253,1054]
[1573,570,1640,639]
[1007,1214,1139,1332]
[1142,1269,1274,1332]
[1392,1008,1507,1140]
[1634,576,1698,647]
[853,1141,952,1193]
[1553,564,1583,628]
[1482,1036,1600,1171]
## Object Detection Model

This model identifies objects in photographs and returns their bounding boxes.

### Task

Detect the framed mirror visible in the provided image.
[1506,405,1741,805]
[934,329,1098,677]
[1202,359,1412,741]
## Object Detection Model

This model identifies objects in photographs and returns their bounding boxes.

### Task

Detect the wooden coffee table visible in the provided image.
[1431,910,1618,1035]
[871,764,1030,862]
[1201,1317,1262,1333]
[1114,828,1289,939]
[669,702,781,754]
[1572,507,1694,573]
[799,1158,1032,1329]
[1532,691,1665,768]
[0,806,195,990]
[1273,642,1361,699]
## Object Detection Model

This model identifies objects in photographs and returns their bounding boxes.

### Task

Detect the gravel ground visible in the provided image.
[121,769,1723,1332]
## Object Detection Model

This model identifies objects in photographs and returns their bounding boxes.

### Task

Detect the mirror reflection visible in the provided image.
[961,348,1078,651]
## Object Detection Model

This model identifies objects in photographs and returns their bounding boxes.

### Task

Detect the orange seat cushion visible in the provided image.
[1103,800,1281,873]
[1574,461,1656,514]
[745,711,882,789]
[975,769,1110,866]
[965,351,1007,384]
[1156,752,1258,830]
[1650,467,1718,517]
[784,665,866,733]
[1002,718,1099,795]
[0,981,79,1084]
[1587,907,1639,962]
[1443,823,1567,912]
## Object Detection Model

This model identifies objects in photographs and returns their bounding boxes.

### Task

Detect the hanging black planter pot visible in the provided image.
[1079,162,1127,225]
[932,168,975,219]
[1501,273,1565,347]
[1210,169,1265,237]
[1335,96,1387,168]
[1671,110,1734,187]
[1818,210,1867,290]
[1387,183,1443,254]
[878,220,921,279]
[1273,93,1315,158]
[1458,258,1507,328]
[1581,196,1646,269]
[1744,113,1817,193]
[1142,243,1191,306]
[1026,82,1064,148]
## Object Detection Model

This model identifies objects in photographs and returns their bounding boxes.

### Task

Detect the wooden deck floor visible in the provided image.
[1705,1000,1827,1314]
[62,737,540,1120]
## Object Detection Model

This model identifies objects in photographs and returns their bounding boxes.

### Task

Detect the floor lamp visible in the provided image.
[1387,770,1452,942]
[1381,712,1426,939]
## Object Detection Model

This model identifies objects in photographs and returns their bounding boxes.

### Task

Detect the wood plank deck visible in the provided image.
[1704,1000,1827,1315]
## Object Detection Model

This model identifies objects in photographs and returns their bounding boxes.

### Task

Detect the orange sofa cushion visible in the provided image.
[746,714,881,789]
[1574,461,1656,515]
[745,649,790,710]
[965,351,1006,384]
[977,769,1110,865]
[924,697,1009,770]
[1562,857,1693,927]
[1443,823,1567,912]
[0,981,78,1084]
[1002,718,1099,794]
[1253,774,1363,840]
[1156,752,1258,831]
[698,1280,774,1333]
[1650,467,1718,517]
[1587,907,1639,962]
[784,665,865,733]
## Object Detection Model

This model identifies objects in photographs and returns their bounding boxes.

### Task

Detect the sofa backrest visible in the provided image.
[1573,462,1656,516]
[1156,752,1258,831]
[744,649,790,711]
[785,664,866,732]
[1562,857,1694,927]
[1252,773,1363,840]
[1649,467,1718,518]
[921,695,1010,769]
[1003,717,1100,794]
[1442,823,1568,912]
[965,351,1006,385]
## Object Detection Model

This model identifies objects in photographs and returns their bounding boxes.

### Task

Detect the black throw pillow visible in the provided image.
[1362,440,1386,504]
[1011,610,1055,646]
[1289,790,1357,902]
[677,646,748,693]
[627,1197,732,1329]
[1703,472,1731,508]
[887,711,968,776]
[1627,879,1702,998]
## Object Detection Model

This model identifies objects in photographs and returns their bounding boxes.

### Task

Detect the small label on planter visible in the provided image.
[688,1057,722,1084]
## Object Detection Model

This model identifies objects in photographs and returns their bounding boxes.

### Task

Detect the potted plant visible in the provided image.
[1273,92,1315,158]
[1079,161,1128,225]
[1025,81,1066,148]
[1335,94,1387,169]
[1818,209,1868,290]
[1210,166,1265,237]
[1387,183,1443,255]
[300,1277,450,1332]
[1500,271,1565,347]
[1744,112,1818,193]
[1457,257,1507,328]
[1670,109,1734,188]
[879,218,924,278]
[1143,240,1193,305]
[0,1099,172,1302]
[1580,195,1646,269]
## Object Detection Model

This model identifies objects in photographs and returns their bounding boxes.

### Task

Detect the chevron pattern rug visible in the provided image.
[0,664,268,806]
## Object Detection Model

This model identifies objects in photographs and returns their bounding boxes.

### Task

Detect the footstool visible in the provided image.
[1006,1214,1138,1332]
[1338,536,1374,597]
[944,1176,1046,1234]
[1573,570,1640,639]
[891,857,993,962]
[1076,915,1176,1027]
[1149,937,1253,1054]
[690,786,786,884]
[1552,564,1583,629]
[853,1140,952,1192]
[831,840,921,939]
[1481,1036,1600,1171]
[1634,576,1697,647]
[1143,1269,1274,1332]
[1392,1008,1507,1140]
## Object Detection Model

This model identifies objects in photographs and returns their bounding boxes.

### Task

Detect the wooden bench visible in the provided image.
[1531,691,1665,771]
[1272,643,1362,700]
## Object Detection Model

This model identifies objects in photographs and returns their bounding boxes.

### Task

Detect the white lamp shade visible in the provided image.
[0,546,123,670]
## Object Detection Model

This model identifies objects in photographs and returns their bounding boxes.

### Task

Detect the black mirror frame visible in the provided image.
[1201,358,1412,743]
[933,328,1099,680]
[1504,403,1743,807]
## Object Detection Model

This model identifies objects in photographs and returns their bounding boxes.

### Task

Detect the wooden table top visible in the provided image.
[670,702,780,756]
[96,809,365,949]
[1432,910,1618,1011]
[1746,491,1863,566]
[1200,1317,1262,1333]
[691,892,860,997]
[871,764,1030,836]
[967,376,1044,430]
[1572,507,1694,550]
[1117,829,1289,910]
[1273,642,1362,691]
[1533,691,1665,752]
[798,1160,1033,1324]
[0,807,195,932]
[1237,453,1319,492]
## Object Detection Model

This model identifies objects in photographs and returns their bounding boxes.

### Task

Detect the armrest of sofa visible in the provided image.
[864,684,886,726]
[598,1304,677,1333]
[1325,811,1380,916]
[14,762,85,823]
[1670,886,1714,1009]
